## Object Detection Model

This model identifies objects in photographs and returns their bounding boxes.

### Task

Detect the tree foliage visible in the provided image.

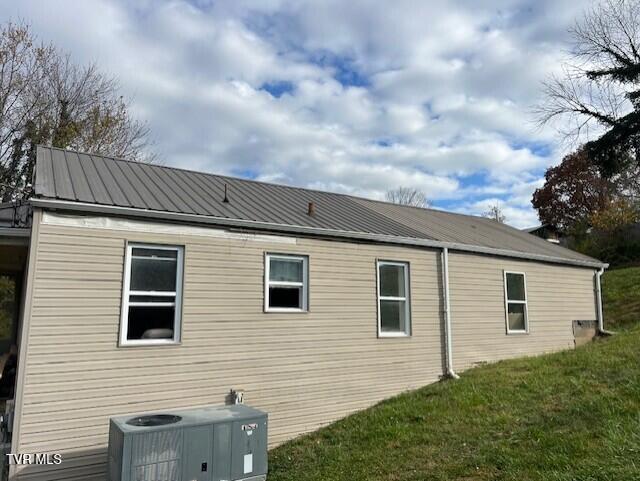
[532,149,613,232]
[385,186,430,208]
[590,198,639,231]
[0,22,153,201]
[532,148,639,232]
[536,0,640,176]
[578,197,640,266]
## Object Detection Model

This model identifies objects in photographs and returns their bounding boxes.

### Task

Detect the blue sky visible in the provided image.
[2,0,595,227]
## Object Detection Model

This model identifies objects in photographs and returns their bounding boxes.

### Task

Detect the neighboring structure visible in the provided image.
[523,224,564,245]
[0,147,606,481]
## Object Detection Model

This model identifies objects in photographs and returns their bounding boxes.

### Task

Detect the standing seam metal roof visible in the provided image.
[33,146,602,266]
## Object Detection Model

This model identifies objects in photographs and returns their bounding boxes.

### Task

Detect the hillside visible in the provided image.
[602,266,640,329]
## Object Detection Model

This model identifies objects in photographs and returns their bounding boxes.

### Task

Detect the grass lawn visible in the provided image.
[602,266,640,329]
[269,267,640,481]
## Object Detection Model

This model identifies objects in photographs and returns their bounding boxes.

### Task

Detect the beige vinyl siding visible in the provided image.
[448,251,597,371]
[14,216,444,481]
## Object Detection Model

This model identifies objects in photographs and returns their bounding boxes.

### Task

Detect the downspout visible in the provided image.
[441,248,459,379]
[595,267,613,336]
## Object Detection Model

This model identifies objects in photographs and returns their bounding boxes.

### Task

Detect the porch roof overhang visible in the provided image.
[0,227,30,245]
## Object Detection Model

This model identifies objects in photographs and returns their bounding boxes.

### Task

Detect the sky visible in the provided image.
[2,0,595,228]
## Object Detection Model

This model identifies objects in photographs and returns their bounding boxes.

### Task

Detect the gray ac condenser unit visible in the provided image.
[108,404,268,481]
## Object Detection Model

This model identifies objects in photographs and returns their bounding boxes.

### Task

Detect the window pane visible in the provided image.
[508,303,526,331]
[269,258,303,283]
[380,299,407,333]
[379,264,406,297]
[127,305,176,340]
[269,286,302,309]
[130,254,177,292]
[506,273,526,301]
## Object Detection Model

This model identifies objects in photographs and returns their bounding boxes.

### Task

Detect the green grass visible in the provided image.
[269,267,640,481]
[602,267,640,329]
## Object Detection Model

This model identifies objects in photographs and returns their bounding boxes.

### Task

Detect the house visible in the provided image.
[523,224,565,245]
[0,146,606,481]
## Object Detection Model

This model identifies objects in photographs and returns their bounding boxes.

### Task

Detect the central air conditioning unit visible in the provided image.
[108,404,268,481]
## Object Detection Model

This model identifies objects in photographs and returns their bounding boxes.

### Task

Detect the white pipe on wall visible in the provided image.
[595,267,613,335]
[441,248,459,379]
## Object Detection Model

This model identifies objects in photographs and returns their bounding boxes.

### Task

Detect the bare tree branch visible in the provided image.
[385,187,430,208]
[482,204,506,223]
[536,0,640,175]
[0,21,154,201]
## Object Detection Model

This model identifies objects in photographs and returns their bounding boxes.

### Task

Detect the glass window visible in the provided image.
[506,273,526,301]
[504,271,528,333]
[507,303,526,332]
[377,261,411,336]
[265,254,308,311]
[121,244,184,345]
[130,249,178,292]
[379,264,406,297]
[269,257,303,283]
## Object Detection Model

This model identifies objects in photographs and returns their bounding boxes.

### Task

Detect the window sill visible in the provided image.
[378,332,412,338]
[265,308,308,313]
[506,330,529,335]
[119,340,182,348]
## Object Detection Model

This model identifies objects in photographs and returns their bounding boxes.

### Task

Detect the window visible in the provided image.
[265,254,308,311]
[120,244,184,345]
[377,261,411,337]
[504,271,528,334]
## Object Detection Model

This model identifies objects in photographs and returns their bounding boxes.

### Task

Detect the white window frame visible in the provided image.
[120,243,184,346]
[503,270,529,334]
[264,253,309,312]
[377,260,411,338]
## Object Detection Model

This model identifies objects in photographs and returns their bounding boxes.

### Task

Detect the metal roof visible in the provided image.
[32,146,604,268]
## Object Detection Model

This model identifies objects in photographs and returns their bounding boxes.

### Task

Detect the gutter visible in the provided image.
[441,248,459,379]
[0,227,30,238]
[29,198,608,270]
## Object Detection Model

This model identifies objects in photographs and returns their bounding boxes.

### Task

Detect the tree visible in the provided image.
[579,198,640,266]
[385,186,430,208]
[532,147,639,232]
[536,0,640,176]
[590,197,639,231]
[532,149,613,232]
[482,204,506,223]
[0,22,153,202]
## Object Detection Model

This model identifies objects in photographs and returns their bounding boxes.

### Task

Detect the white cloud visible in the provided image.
[1,0,595,227]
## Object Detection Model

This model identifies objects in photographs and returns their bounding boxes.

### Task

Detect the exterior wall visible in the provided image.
[13,213,445,481]
[448,251,597,371]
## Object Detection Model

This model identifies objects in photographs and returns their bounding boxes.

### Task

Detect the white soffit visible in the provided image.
[41,212,297,245]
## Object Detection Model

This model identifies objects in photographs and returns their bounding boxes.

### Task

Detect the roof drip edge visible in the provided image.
[30,198,608,269]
